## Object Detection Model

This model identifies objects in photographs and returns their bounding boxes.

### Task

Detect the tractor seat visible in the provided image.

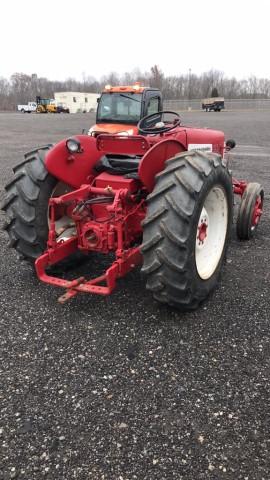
[95,154,141,178]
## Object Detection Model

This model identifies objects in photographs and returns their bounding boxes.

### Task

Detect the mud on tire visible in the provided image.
[141,150,233,311]
[2,145,57,263]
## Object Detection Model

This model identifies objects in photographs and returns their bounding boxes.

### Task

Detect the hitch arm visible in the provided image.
[35,239,142,303]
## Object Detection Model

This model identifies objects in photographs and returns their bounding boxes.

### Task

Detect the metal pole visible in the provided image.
[188,68,191,111]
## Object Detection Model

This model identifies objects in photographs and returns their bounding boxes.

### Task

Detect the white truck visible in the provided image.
[17,102,37,113]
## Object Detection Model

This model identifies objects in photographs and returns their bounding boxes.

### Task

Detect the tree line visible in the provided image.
[1,66,270,110]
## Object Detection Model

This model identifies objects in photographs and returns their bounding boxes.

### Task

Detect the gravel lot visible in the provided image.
[1,111,270,479]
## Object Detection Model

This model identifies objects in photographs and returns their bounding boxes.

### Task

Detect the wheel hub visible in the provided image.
[195,187,228,280]
[197,208,209,246]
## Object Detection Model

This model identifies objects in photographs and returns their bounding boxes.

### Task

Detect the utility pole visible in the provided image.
[188,68,191,110]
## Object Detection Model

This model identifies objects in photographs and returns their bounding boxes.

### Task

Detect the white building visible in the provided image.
[54,92,99,114]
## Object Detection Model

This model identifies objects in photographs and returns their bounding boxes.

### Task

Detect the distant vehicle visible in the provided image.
[56,103,70,114]
[17,102,37,113]
[36,97,70,113]
[202,97,225,112]
[36,97,57,113]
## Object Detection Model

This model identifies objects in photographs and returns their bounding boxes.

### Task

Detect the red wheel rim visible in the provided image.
[197,221,208,244]
[252,195,263,227]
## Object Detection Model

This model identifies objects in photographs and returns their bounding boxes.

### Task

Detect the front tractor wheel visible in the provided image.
[2,146,73,264]
[141,150,233,311]
[236,182,264,240]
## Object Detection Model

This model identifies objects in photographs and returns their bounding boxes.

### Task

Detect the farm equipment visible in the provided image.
[2,84,264,310]
[36,96,57,113]
[202,97,225,112]
[36,96,70,114]
[88,83,162,135]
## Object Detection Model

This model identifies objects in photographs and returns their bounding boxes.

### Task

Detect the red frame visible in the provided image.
[232,178,247,196]
[35,128,255,302]
[35,177,145,302]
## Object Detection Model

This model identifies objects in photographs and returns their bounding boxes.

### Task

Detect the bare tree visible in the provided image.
[1,69,270,110]
[149,65,164,90]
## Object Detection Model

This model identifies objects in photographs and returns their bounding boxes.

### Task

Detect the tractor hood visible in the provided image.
[88,123,139,136]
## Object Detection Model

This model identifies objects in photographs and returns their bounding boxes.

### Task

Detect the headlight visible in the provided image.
[66,137,81,153]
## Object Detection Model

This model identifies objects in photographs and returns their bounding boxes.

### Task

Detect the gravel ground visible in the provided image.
[1,111,270,479]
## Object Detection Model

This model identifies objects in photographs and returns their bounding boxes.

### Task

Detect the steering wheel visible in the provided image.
[137,111,181,134]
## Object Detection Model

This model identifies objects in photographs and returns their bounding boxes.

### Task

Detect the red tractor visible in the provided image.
[2,83,264,310]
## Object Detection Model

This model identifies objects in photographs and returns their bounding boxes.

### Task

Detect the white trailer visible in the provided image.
[54,92,99,114]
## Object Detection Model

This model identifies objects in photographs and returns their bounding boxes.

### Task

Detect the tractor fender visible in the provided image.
[138,138,186,192]
[45,135,103,188]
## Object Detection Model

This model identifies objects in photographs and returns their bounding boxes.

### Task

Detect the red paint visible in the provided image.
[94,172,140,194]
[36,115,257,302]
[45,135,103,188]
[139,138,186,192]
[232,178,247,196]
[35,177,145,301]
[252,195,263,226]
[197,222,208,243]
[35,243,142,303]
[96,134,150,155]
[185,128,225,155]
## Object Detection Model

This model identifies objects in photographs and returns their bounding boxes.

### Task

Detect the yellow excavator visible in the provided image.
[36,96,70,113]
[36,96,57,113]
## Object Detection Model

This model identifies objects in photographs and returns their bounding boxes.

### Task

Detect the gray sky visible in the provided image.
[1,0,270,81]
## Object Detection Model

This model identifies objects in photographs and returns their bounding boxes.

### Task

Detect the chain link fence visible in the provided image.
[164,99,270,111]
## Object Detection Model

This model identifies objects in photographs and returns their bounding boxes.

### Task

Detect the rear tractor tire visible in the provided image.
[141,150,233,311]
[236,182,264,240]
[2,145,69,264]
